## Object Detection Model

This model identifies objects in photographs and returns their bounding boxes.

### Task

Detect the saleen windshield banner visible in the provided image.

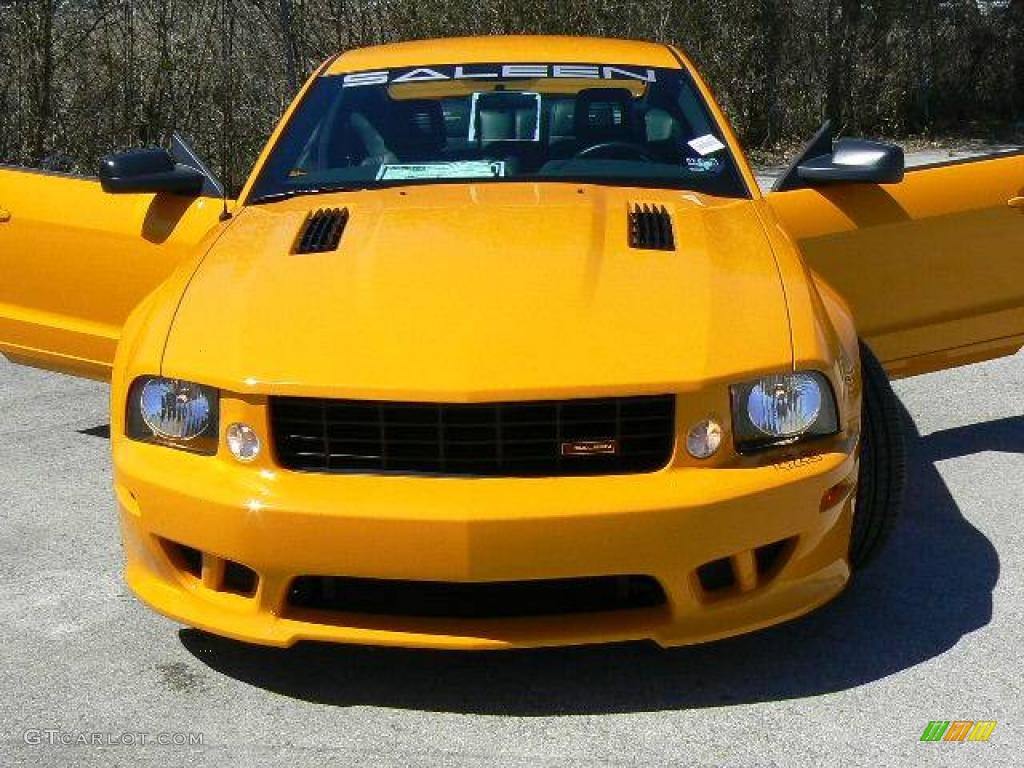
[341,64,659,87]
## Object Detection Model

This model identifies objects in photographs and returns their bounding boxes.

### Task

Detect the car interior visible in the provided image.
[304,84,703,178]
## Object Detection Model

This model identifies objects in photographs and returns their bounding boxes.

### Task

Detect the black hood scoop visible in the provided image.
[628,204,675,251]
[294,208,349,254]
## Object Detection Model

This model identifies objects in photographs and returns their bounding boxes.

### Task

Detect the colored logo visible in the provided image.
[920,721,996,742]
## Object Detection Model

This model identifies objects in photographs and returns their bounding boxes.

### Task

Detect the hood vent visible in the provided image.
[294,208,349,254]
[628,204,675,251]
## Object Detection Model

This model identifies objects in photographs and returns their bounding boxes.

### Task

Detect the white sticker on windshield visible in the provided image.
[376,161,505,181]
[688,134,726,156]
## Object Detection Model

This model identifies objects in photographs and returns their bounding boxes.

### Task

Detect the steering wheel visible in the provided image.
[573,142,653,162]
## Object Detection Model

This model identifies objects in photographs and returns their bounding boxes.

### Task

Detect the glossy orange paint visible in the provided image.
[161,187,792,400]
[0,167,228,378]
[768,152,1024,377]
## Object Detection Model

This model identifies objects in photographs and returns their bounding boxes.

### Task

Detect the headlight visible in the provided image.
[731,372,838,453]
[126,376,219,454]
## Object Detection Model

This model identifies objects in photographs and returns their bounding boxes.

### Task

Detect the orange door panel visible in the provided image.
[768,152,1024,377]
[0,167,226,379]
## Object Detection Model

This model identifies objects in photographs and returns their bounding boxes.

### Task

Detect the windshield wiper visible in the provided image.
[249,185,363,204]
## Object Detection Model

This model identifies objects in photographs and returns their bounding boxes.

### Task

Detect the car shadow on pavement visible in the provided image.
[180,406,1015,714]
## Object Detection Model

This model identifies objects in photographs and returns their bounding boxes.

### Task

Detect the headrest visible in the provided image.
[471,92,541,144]
[574,88,636,142]
[391,99,446,153]
[644,108,680,143]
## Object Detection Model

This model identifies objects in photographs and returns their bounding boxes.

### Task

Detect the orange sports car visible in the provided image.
[0,36,1021,649]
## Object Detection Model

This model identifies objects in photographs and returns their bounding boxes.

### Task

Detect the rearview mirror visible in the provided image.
[98,148,205,196]
[797,138,905,186]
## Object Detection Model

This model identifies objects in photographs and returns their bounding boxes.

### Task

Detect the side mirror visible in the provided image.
[168,132,226,199]
[98,148,205,196]
[797,138,905,186]
[772,121,906,193]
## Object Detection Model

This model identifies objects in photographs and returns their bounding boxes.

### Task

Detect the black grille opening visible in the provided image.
[294,208,349,254]
[158,538,259,596]
[269,395,675,477]
[696,557,735,593]
[286,575,666,619]
[223,560,259,596]
[165,541,202,579]
[755,537,795,576]
[629,204,675,250]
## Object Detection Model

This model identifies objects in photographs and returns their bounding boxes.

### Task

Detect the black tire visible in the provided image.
[850,341,906,568]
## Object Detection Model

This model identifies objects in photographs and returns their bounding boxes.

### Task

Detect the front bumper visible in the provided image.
[114,428,858,650]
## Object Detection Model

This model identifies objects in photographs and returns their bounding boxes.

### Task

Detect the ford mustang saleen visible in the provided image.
[1,36,1022,649]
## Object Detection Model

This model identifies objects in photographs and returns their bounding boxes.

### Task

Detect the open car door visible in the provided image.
[769,146,1024,377]
[0,145,227,380]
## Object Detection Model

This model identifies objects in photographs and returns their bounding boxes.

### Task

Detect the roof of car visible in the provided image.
[327,36,682,74]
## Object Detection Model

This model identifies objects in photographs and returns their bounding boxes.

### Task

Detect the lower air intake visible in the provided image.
[286,575,667,619]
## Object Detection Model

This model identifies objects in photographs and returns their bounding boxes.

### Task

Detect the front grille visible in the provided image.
[269,395,676,476]
[287,575,667,619]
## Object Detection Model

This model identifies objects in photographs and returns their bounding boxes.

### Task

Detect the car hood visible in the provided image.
[162,184,792,399]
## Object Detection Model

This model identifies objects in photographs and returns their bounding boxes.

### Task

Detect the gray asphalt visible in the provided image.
[2,151,1023,767]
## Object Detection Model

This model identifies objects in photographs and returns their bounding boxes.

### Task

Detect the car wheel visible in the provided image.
[850,340,906,568]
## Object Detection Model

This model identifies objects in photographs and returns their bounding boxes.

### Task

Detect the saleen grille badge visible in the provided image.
[561,439,619,457]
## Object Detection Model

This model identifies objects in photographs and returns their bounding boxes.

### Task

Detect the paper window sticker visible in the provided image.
[688,134,727,156]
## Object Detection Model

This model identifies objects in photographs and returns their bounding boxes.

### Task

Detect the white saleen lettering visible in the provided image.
[341,64,658,88]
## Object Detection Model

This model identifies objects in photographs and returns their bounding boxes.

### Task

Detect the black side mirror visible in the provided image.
[772,120,905,192]
[169,132,227,199]
[797,138,905,186]
[98,148,205,196]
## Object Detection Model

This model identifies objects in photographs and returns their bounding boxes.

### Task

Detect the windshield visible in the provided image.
[248,63,749,202]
